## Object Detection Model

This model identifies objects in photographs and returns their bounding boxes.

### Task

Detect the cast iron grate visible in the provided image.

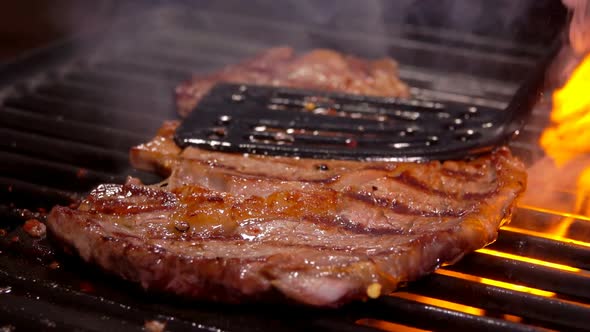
[1,3,588,332]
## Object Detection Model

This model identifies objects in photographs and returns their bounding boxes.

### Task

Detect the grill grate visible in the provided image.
[2,3,589,332]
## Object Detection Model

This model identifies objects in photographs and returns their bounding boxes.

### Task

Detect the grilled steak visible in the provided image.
[175,47,410,117]
[48,122,526,307]
[47,48,525,307]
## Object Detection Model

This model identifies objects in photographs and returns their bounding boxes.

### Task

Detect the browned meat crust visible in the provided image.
[48,123,526,307]
[175,47,410,117]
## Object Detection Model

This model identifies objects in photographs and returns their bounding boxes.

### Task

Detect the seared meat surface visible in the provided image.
[175,47,410,117]
[48,123,526,307]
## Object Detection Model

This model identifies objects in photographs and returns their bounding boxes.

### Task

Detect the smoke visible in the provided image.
[33,0,568,84]
[25,1,570,144]
[29,0,568,84]
[193,0,564,44]
[563,0,590,55]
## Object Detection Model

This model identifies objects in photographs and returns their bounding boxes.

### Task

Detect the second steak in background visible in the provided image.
[175,47,410,117]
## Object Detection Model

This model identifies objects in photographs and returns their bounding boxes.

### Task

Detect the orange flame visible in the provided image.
[539,54,590,224]
[541,54,590,166]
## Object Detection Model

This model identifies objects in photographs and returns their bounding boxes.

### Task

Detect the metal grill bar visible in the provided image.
[3,94,165,134]
[66,70,178,98]
[1,107,145,151]
[367,296,542,332]
[446,253,590,301]
[0,270,213,332]
[493,229,590,270]
[0,151,121,191]
[0,177,76,208]
[410,273,590,330]
[35,81,172,110]
[1,128,128,172]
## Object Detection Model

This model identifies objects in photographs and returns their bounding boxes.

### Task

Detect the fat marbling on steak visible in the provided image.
[47,48,526,307]
[48,123,526,307]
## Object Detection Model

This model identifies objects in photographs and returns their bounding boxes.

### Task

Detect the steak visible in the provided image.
[175,47,410,117]
[47,48,526,307]
[48,122,526,307]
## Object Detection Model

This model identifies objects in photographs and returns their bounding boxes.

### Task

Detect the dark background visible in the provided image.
[0,0,567,62]
[0,1,116,60]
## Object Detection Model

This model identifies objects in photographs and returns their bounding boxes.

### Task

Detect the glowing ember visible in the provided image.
[356,319,428,332]
[437,269,556,298]
[478,248,581,272]
[392,292,485,316]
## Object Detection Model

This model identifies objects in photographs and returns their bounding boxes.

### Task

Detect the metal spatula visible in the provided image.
[174,45,559,162]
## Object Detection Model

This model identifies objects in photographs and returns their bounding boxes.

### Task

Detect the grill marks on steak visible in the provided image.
[175,47,410,117]
[48,122,526,307]
[47,48,525,307]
